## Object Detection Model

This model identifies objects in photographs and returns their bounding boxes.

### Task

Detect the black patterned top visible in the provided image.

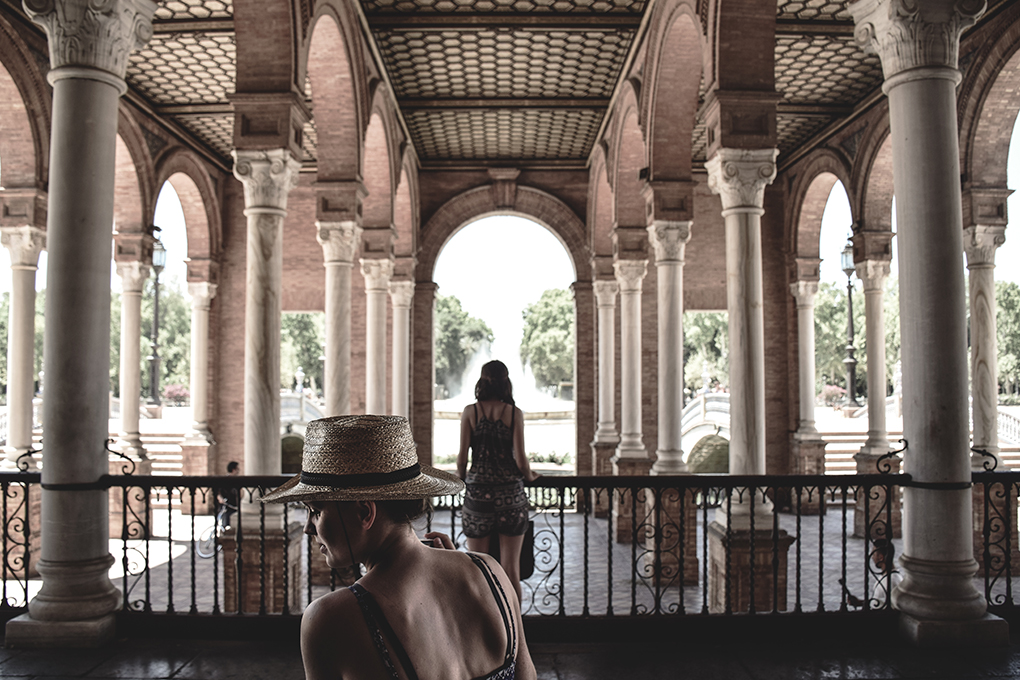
[466,403,522,486]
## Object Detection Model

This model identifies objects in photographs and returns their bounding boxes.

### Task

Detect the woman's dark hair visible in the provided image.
[474,360,515,405]
[376,498,433,526]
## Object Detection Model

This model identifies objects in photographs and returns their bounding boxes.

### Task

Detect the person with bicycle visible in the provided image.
[216,461,240,529]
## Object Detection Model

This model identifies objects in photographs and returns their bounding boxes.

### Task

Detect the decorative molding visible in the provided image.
[0,226,46,268]
[24,0,156,79]
[360,258,394,291]
[488,168,520,209]
[115,260,151,293]
[388,280,415,309]
[232,149,301,212]
[705,148,778,211]
[963,225,1006,267]
[188,281,218,309]
[851,0,985,82]
[613,259,647,293]
[316,221,362,264]
[593,280,619,307]
[855,259,891,291]
[647,220,693,264]
[789,280,819,306]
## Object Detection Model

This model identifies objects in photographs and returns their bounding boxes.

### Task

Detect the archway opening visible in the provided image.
[431,215,576,473]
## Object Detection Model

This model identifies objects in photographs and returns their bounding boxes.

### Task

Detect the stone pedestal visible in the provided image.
[853,451,902,539]
[791,434,826,515]
[972,482,1020,577]
[222,519,304,614]
[611,456,652,544]
[707,521,795,613]
[645,490,699,585]
[591,440,617,518]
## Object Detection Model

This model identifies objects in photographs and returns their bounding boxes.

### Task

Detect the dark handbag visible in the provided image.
[486,520,535,580]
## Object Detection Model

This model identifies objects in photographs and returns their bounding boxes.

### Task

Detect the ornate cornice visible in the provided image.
[115,260,150,293]
[388,280,415,309]
[851,0,985,85]
[855,259,892,291]
[963,225,1006,267]
[647,221,693,264]
[24,0,156,82]
[789,280,818,306]
[0,226,46,269]
[316,221,361,264]
[705,148,778,212]
[232,149,301,212]
[188,281,218,309]
[360,258,394,291]
[613,259,647,293]
[593,280,619,307]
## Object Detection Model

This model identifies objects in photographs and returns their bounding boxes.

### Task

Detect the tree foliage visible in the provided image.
[434,294,494,395]
[813,281,867,398]
[520,288,574,389]
[682,311,728,393]
[281,312,325,392]
[997,280,1020,394]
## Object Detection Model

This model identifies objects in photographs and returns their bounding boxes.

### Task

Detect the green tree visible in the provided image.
[520,288,574,390]
[141,277,191,399]
[0,292,8,402]
[434,294,494,395]
[997,280,1020,396]
[682,311,727,393]
[281,312,325,392]
[813,281,866,399]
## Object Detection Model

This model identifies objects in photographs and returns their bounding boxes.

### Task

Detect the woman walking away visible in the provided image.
[457,360,540,604]
[262,415,536,680]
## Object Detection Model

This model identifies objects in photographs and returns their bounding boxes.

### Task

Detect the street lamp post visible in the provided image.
[840,240,860,408]
[147,237,166,406]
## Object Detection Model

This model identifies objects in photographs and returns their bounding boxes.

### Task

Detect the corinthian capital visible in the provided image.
[1,226,46,268]
[593,280,619,307]
[963,225,1006,268]
[855,259,891,291]
[850,0,984,83]
[188,281,218,309]
[388,280,415,309]
[361,258,394,291]
[647,221,693,264]
[316,221,361,264]
[25,0,156,82]
[232,149,301,212]
[613,260,647,294]
[789,280,818,307]
[705,148,778,211]
[115,260,150,293]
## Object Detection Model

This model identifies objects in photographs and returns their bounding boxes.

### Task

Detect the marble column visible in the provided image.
[115,261,151,460]
[851,0,1006,643]
[648,221,692,474]
[317,222,360,416]
[592,280,619,448]
[389,280,414,418]
[5,0,156,646]
[855,259,891,460]
[361,259,393,415]
[613,260,647,461]
[186,281,217,440]
[705,148,777,491]
[1,227,45,466]
[233,149,301,476]
[790,280,827,515]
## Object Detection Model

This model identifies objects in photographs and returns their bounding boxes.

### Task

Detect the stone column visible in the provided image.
[648,221,692,475]
[5,0,156,647]
[790,279,826,514]
[115,261,151,460]
[233,150,301,476]
[317,222,361,416]
[851,0,1006,644]
[591,279,619,517]
[361,259,393,415]
[1,227,45,466]
[186,282,217,439]
[389,280,414,418]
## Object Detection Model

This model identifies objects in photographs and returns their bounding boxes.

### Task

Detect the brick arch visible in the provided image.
[0,15,49,189]
[417,185,592,284]
[853,123,894,234]
[958,4,1020,188]
[306,10,363,181]
[644,2,702,182]
[154,147,222,263]
[393,154,417,261]
[786,148,853,259]
[610,84,646,228]
[113,111,157,238]
[587,146,614,258]
[363,111,393,229]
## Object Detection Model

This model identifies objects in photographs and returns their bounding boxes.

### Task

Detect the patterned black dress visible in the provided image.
[462,403,529,538]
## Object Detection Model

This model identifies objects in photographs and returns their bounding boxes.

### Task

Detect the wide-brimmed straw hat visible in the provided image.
[261,415,464,504]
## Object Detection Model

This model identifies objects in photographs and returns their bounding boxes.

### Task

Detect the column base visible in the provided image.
[29,555,120,622]
[611,456,652,544]
[644,490,699,586]
[591,440,618,518]
[707,521,795,613]
[5,612,116,648]
[791,434,826,515]
[115,434,146,462]
[222,519,304,614]
[651,449,687,475]
[853,451,902,539]
[899,612,1009,648]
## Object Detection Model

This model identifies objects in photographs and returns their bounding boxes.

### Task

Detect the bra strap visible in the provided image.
[467,553,516,662]
[348,584,420,680]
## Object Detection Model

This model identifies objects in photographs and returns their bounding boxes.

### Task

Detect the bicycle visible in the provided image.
[196,504,235,558]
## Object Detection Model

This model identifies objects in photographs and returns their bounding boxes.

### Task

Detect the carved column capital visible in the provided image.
[316,221,362,264]
[232,149,301,212]
[855,259,891,291]
[593,280,619,307]
[1,226,46,269]
[361,258,394,291]
[850,0,984,85]
[613,259,647,294]
[647,221,693,264]
[25,0,156,85]
[789,280,818,307]
[388,280,414,309]
[116,260,151,293]
[705,148,778,212]
[963,225,1006,268]
[188,281,218,310]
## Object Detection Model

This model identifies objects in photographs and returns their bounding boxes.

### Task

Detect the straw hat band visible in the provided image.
[300,463,421,489]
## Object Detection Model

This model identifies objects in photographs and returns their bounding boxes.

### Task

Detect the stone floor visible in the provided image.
[5,635,1020,679]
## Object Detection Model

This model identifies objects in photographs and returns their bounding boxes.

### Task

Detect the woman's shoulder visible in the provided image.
[303,587,359,630]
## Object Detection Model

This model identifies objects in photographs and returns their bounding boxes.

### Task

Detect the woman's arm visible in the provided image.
[513,407,539,483]
[457,406,473,479]
[300,596,347,680]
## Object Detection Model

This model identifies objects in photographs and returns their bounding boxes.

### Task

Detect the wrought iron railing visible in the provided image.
[0,470,1015,622]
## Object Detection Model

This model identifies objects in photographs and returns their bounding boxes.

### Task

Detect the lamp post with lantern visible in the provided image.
[147,237,166,406]
[840,240,860,408]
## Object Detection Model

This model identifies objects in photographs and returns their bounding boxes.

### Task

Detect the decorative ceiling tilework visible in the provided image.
[777,114,833,156]
[361,0,644,13]
[776,0,850,22]
[303,120,318,163]
[177,115,235,158]
[127,34,236,105]
[775,36,882,105]
[155,0,233,21]
[406,108,601,159]
[377,29,631,99]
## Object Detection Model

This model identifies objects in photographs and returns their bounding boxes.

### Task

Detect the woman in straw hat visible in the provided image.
[262,414,536,680]
[456,360,540,604]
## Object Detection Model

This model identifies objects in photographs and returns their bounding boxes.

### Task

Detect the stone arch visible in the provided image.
[587,145,614,259]
[610,85,647,228]
[644,3,702,182]
[393,153,417,264]
[306,10,364,181]
[154,148,222,263]
[854,125,894,235]
[787,148,854,260]
[0,13,49,189]
[114,109,158,237]
[362,107,395,231]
